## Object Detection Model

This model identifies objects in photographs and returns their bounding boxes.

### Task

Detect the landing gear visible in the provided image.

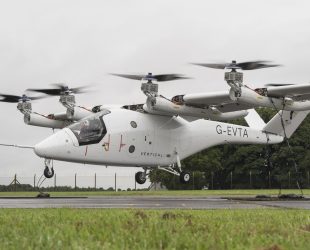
[43,159,54,178]
[44,166,54,178]
[180,171,191,184]
[36,159,54,198]
[157,151,191,184]
[135,171,147,184]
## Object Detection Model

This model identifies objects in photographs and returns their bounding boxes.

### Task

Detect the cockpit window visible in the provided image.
[69,110,109,146]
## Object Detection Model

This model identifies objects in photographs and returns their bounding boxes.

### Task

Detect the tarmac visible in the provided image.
[0,196,309,209]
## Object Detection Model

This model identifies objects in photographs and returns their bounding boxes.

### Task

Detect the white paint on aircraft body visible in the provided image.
[233,86,310,111]
[34,109,283,168]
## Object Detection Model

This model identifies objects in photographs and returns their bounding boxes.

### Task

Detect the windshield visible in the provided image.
[69,111,109,146]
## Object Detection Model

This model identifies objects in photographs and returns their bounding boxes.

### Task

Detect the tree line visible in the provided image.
[149,108,310,190]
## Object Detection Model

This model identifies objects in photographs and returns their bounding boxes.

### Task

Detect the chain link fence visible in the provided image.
[0,170,309,191]
[0,173,150,191]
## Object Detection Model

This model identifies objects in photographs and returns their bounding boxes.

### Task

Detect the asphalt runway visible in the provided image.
[0,196,309,209]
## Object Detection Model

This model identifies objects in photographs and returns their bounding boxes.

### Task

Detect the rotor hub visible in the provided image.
[59,94,76,107]
[225,71,243,83]
[17,102,32,114]
[141,82,158,96]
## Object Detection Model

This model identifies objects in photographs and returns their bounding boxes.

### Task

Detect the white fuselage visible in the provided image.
[34,109,283,167]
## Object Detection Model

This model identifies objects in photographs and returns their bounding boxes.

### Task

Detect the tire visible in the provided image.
[135,171,146,184]
[44,167,54,178]
[180,171,191,184]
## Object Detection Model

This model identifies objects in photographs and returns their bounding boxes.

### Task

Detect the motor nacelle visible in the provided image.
[24,113,71,129]
[143,96,248,120]
[66,106,93,121]
[232,86,310,111]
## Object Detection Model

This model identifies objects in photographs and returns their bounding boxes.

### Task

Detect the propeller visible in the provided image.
[0,94,44,103]
[27,83,89,96]
[265,83,295,87]
[110,73,189,82]
[192,60,281,70]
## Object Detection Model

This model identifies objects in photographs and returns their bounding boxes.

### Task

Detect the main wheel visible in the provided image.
[180,171,191,184]
[44,166,54,178]
[135,171,146,184]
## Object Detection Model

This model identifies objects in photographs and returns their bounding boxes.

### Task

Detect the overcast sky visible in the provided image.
[0,0,309,187]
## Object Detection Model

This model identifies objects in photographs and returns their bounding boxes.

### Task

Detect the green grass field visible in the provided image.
[0,189,309,197]
[0,209,309,249]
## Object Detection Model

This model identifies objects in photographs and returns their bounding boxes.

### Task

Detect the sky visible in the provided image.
[0,0,309,188]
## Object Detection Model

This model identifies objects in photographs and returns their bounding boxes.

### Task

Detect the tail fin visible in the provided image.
[263,110,310,138]
[245,109,266,130]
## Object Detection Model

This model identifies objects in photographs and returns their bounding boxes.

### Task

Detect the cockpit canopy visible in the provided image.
[69,110,110,146]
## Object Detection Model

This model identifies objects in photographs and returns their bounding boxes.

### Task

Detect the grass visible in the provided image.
[0,189,309,197]
[0,209,309,249]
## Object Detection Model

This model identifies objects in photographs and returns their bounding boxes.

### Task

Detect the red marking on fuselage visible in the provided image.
[119,134,126,152]
[103,134,111,152]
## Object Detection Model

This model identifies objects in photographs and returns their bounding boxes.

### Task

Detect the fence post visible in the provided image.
[249,171,252,188]
[211,172,214,190]
[268,171,271,189]
[94,173,97,190]
[230,172,233,189]
[34,174,36,188]
[54,174,56,189]
[155,171,157,191]
[75,173,77,190]
[288,171,291,189]
[14,174,17,192]
[192,172,195,190]
[307,171,310,188]
[114,173,117,192]
[135,177,137,191]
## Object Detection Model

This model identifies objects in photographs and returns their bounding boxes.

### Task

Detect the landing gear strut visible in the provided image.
[158,152,191,184]
[43,159,54,178]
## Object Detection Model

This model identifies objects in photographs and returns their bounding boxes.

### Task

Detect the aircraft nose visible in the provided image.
[34,129,73,158]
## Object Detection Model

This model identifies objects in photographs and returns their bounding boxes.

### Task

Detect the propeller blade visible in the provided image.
[50,83,67,89]
[27,88,61,96]
[0,94,21,103]
[265,83,295,87]
[153,74,190,82]
[27,84,90,96]
[111,73,189,82]
[110,73,145,81]
[237,61,281,70]
[0,94,45,103]
[192,60,281,70]
[191,63,227,69]
[70,86,90,94]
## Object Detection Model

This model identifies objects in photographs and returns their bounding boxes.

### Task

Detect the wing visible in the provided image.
[182,91,253,112]
[267,83,310,100]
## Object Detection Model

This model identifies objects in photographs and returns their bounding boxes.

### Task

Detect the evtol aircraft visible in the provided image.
[1,60,310,185]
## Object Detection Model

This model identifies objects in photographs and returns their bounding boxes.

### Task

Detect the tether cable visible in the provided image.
[269,98,303,197]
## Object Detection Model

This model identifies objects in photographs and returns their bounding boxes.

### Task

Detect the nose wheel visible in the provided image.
[43,159,54,178]
[44,166,54,178]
